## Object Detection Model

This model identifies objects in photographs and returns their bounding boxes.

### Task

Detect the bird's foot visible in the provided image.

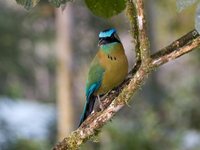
[100,91,110,100]
[97,95,105,111]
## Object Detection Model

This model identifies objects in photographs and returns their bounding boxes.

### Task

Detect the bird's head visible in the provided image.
[98,28,121,46]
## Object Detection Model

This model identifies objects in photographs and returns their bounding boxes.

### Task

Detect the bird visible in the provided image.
[79,28,128,127]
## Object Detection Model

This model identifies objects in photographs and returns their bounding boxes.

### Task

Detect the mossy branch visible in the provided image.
[126,0,150,65]
[135,0,150,62]
[126,0,140,64]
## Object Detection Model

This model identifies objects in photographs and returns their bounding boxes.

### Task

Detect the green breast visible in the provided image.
[96,42,128,94]
[86,42,128,96]
[101,42,121,54]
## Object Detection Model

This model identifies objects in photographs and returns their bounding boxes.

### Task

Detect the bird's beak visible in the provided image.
[98,39,103,47]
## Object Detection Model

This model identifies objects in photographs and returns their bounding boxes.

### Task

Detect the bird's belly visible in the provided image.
[96,56,128,95]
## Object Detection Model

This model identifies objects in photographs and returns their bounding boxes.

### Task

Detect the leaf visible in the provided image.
[195,4,200,33]
[176,0,198,12]
[85,0,126,18]
[16,0,40,10]
[49,0,72,7]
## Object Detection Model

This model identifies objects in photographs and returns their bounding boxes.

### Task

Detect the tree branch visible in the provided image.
[52,29,200,150]
[151,29,200,67]
[126,0,150,65]
[126,0,140,63]
[136,0,150,62]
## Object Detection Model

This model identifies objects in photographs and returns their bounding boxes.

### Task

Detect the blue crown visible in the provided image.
[99,28,116,38]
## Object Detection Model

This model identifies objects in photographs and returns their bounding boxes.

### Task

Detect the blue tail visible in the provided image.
[78,95,96,127]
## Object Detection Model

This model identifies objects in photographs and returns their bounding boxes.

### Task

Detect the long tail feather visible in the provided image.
[78,95,96,127]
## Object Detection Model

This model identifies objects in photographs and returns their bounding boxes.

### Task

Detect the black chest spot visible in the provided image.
[107,55,117,61]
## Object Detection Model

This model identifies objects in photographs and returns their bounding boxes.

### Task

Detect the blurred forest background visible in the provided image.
[0,0,200,150]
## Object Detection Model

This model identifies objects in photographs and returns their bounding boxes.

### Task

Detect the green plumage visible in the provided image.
[85,58,105,95]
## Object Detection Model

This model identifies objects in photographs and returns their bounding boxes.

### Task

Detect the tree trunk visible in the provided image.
[55,5,74,140]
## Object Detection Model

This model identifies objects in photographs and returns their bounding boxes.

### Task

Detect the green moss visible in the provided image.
[64,131,81,149]
[125,0,140,60]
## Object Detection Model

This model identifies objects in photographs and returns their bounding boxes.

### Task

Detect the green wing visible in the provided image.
[85,56,105,98]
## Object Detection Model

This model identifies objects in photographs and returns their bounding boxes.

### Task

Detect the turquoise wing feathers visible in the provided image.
[79,57,105,126]
[86,57,105,99]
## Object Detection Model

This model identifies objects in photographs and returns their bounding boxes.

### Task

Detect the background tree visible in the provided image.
[55,5,74,140]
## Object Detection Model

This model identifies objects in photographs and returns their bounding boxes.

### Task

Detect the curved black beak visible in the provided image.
[98,38,104,46]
